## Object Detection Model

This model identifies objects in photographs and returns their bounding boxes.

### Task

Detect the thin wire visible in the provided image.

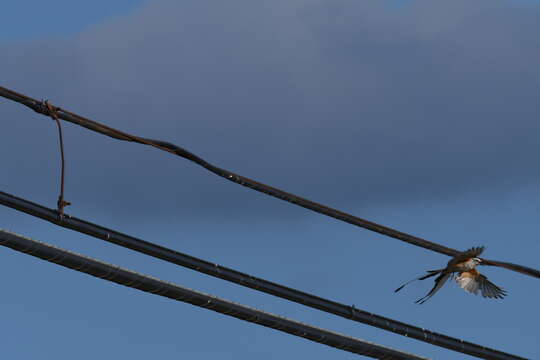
[0,86,537,279]
[44,100,70,218]
[0,190,526,360]
[0,229,427,360]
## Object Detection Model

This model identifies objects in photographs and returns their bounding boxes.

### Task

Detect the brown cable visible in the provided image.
[44,100,70,218]
[0,86,538,279]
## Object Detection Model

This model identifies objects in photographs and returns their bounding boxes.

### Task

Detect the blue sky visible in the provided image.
[1,1,539,359]
[0,1,146,42]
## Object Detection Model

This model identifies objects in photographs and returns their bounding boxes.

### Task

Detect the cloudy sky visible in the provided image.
[1,0,539,358]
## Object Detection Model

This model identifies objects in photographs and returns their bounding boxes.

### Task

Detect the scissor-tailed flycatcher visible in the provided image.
[395,246,506,304]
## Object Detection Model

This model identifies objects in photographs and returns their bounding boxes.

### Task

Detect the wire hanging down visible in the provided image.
[44,100,70,218]
[0,86,538,279]
[0,229,427,360]
[0,191,526,360]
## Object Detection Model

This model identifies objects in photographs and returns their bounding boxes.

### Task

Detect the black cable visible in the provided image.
[0,190,526,360]
[0,86,538,279]
[0,229,427,360]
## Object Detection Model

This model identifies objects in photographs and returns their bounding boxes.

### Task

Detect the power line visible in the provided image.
[0,229,427,360]
[0,190,526,360]
[0,86,537,279]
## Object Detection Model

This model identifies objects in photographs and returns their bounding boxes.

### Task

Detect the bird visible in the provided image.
[395,246,506,304]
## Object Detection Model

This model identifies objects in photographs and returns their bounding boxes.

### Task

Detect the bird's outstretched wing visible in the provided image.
[456,270,506,299]
[481,259,540,279]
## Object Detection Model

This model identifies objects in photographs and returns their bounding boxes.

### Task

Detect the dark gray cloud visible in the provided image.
[2,0,540,219]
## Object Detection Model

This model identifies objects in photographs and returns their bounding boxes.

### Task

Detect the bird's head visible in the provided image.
[472,257,482,265]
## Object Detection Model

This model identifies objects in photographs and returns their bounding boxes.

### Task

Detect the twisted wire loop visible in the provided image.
[43,100,70,218]
[0,190,527,360]
[0,86,537,279]
[0,229,427,360]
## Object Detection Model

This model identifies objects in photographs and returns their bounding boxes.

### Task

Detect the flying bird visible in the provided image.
[395,246,506,304]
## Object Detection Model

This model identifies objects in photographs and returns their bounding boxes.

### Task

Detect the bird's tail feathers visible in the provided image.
[415,272,452,304]
[394,269,443,293]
